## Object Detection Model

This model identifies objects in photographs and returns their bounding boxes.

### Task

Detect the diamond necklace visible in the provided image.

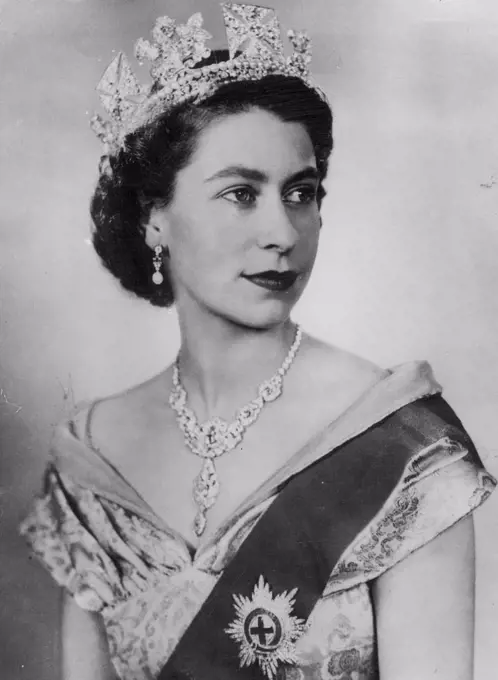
[169,325,303,537]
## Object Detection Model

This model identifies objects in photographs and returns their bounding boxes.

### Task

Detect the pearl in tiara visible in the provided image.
[89,2,327,156]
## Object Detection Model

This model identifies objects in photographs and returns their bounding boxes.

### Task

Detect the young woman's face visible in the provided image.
[158,107,322,329]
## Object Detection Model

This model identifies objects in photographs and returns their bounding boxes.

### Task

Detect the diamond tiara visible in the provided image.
[90,2,327,156]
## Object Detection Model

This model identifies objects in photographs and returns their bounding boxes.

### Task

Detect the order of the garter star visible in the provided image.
[225,576,307,679]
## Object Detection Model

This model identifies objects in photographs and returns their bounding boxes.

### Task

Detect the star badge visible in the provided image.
[225,576,307,679]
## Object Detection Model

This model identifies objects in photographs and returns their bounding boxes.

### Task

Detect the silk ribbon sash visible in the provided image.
[158,395,474,680]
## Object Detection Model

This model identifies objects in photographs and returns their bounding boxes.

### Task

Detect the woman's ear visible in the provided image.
[143,206,170,250]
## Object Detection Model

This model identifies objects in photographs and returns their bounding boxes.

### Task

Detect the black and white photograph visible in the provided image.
[1,1,498,679]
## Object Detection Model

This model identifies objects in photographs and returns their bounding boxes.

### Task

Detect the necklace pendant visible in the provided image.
[194,509,208,537]
[192,458,220,536]
[171,325,304,538]
[200,417,227,457]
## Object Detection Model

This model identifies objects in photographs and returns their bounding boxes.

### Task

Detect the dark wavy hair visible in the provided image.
[90,51,334,307]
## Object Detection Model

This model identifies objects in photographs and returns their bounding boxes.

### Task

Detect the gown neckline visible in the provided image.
[50,360,441,561]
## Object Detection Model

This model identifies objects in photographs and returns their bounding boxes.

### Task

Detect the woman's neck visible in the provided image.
[175,308,298,420]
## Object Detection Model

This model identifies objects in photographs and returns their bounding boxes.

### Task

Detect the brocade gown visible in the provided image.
[20,362,496,680]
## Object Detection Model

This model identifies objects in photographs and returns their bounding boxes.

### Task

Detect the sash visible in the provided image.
[158,395,476,680]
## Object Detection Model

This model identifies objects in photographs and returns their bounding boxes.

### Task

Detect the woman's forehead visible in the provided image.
[188,109,316,179]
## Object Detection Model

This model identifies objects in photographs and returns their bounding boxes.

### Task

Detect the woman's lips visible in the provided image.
[243,270,299,292]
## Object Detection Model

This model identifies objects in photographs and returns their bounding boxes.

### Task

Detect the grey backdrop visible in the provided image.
[1,1,498,679]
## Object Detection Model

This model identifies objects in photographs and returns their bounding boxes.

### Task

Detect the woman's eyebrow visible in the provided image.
[283,167,319,187]
[204,165,319,185]
[204,166,269,183]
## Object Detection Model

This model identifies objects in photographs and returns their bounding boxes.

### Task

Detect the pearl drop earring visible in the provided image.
[152,245,164,285]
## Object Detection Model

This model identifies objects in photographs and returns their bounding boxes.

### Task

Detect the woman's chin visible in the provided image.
[220,300,296,330]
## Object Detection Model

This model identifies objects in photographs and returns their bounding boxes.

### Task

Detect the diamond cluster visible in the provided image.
[169,325,303,536]
[90,3,324,156]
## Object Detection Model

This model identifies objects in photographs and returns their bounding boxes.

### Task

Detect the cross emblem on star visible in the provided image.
[251,615,275,644]
[226,576,306,679]
[244,608,282,651]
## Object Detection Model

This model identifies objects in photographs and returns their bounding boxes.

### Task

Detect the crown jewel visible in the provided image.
[90,3,323,156]
[135,13,212,84]
[223,4,284,59]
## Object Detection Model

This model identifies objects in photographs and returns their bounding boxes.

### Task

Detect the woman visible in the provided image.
[20,5,496,680]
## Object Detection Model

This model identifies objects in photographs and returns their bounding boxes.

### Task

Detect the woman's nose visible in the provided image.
[257,198,299,253]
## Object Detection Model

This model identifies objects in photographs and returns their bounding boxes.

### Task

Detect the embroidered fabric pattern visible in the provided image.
[328,439,496,594]
[20,435,495,680]
[338,487,421,577]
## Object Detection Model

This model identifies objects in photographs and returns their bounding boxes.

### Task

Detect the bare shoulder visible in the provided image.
[74,368,173,464]
[279,332,386,438]
[298,333,386,394]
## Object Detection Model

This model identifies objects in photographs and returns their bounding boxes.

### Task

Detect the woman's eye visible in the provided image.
[284,186,318,205]
[221,187,257,205]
